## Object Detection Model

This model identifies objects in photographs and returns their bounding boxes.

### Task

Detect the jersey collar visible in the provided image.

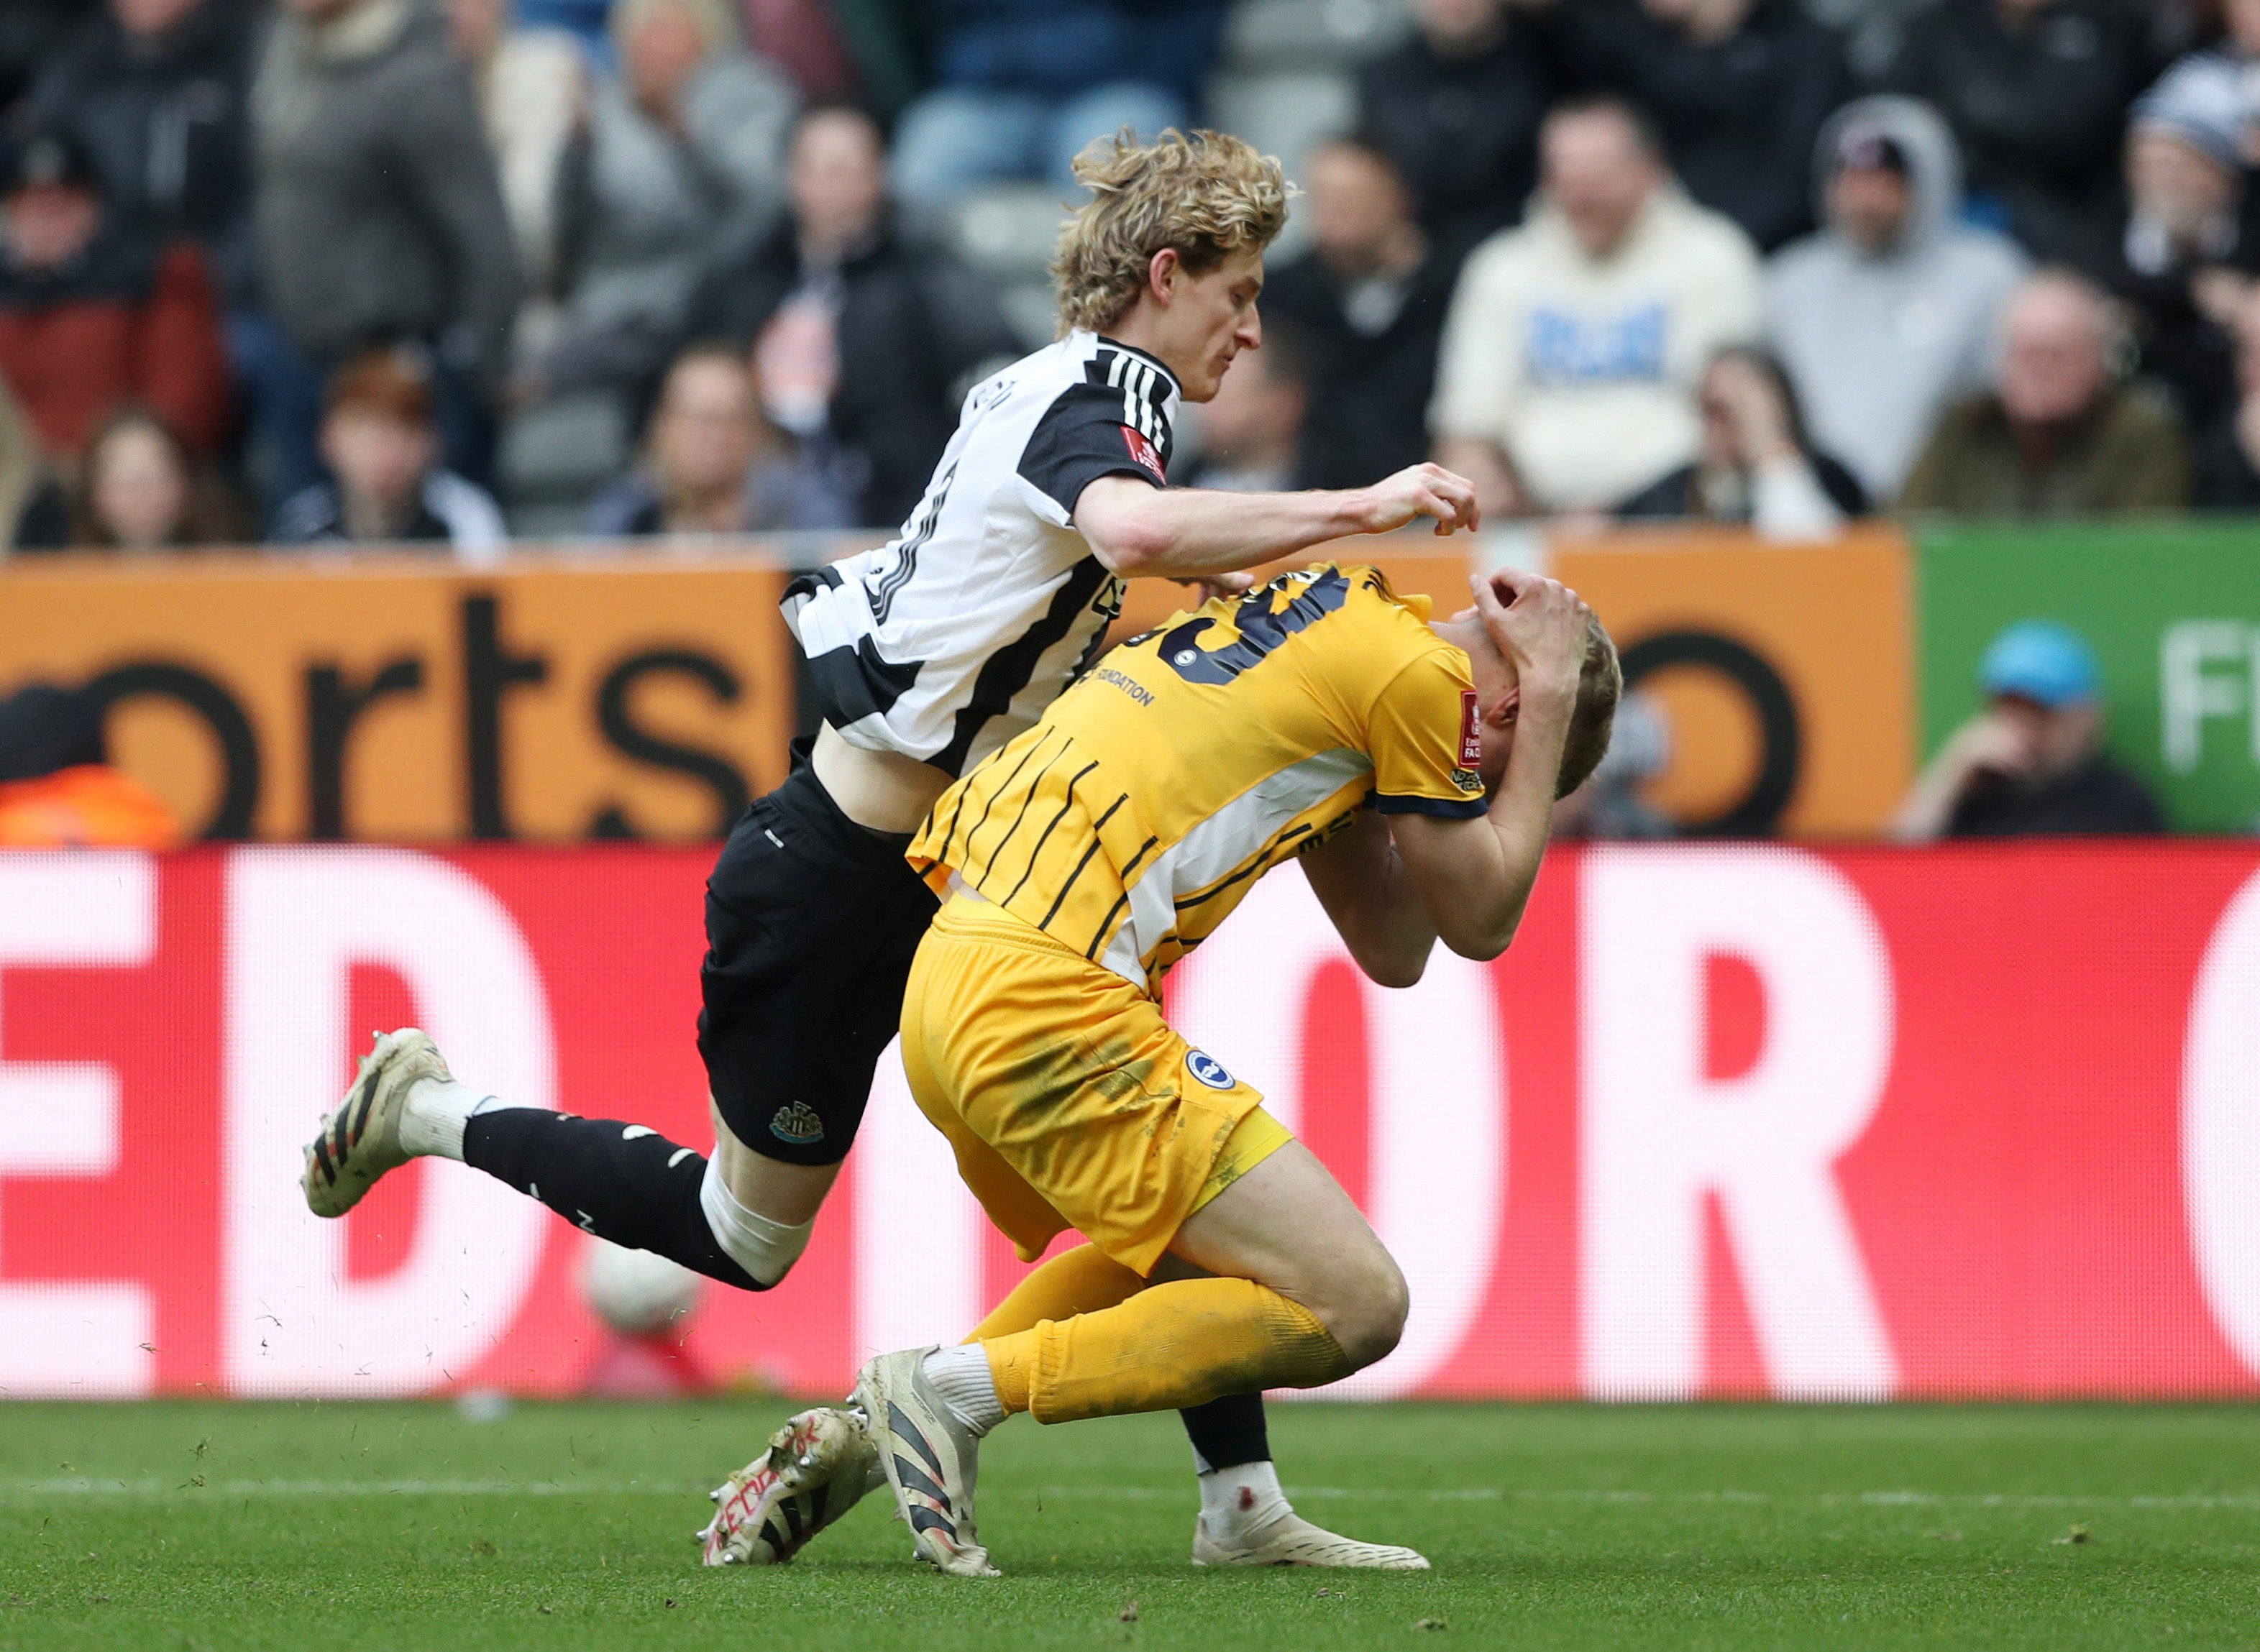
[1094,334,1183,403]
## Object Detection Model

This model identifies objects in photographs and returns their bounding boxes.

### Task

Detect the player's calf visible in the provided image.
[303,1030,813,1293]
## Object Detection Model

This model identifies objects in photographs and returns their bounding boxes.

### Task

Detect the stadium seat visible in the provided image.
[1222,0,1410,72]
[950,185,1076,349]
[498,390,632,539]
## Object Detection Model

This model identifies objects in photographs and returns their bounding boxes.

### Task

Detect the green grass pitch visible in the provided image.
[2,1399,2258,1651]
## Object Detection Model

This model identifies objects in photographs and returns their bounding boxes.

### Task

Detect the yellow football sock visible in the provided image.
[964,1244,1145,1343]
[979,1277,1350,1424]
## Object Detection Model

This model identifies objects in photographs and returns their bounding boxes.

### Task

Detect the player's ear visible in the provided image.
[1147,247,1179,306]
[1486,685,1519,728]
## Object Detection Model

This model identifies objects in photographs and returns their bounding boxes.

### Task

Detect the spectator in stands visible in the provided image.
[275,347,508,556]
[584,342,851,533]
[2085,55,2255,433]
[69,405,240,548]
[1,1,101,117]
[682,104,1015,527]
[1616,346,1866,535]
[1180,325,1308,493]
[1263,137,1452,490]
[1893,619,2162,838]
[1882,0,2155,262]
[541,0,795,400]
[0,128,231,465]
[27,0,259,313]
[1560,0,1848,253]
[446,0,585,318]
[887,0,1224,213]
[2194,283,2260,505]
[0,375,68,552]
[1899,269,2190,513]
[1429,96,1763,516]
[1355,0,1565,261]
[1767,98,2028,503]
[251,0,520,495]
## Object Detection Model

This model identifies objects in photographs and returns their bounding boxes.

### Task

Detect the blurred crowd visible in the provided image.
[0,0,2255,557]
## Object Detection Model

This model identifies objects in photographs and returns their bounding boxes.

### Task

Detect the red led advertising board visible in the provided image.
[1,843,2256,1402]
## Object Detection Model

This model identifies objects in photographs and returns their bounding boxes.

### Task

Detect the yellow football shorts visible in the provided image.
[899,894,1293,1277]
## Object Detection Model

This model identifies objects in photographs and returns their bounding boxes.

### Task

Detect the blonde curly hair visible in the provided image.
[1051,129,1292,336]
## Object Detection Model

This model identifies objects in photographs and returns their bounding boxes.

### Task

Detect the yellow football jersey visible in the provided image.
[907,562,1488,995]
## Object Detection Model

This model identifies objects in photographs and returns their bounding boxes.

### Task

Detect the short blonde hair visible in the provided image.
[1555,616,1623,800]
[1052,129,1291,336]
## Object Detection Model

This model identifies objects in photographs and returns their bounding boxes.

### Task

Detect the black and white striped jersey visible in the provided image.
[780,329,1179,776]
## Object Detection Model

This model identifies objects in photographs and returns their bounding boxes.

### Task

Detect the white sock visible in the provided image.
[399,1078,517,1161]
[921,1344,1005,1437]
[1198,1459,1291,1539]
[697,1159,815,1286]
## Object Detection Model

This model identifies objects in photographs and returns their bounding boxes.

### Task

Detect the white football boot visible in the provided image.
[302,1029,451,1218]
[856,1347,999,1577]
[1191,1508,1432,1570]
[699,1407,883,1566]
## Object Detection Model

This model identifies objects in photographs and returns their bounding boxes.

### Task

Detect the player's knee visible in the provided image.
[1322,1251,1409,1371]
[700,1158,817,1287]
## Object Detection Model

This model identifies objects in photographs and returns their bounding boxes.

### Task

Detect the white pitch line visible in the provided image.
[0,1477,696,1500]
[4,1479,2260,1511]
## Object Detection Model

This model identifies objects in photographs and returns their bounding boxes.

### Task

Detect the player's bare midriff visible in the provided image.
[810,720,955,835]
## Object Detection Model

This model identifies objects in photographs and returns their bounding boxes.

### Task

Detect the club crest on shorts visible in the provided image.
[769,1101,825,1145]
[1185,1050,1236,1091]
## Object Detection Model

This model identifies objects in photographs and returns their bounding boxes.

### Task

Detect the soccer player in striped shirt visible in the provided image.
[301,129,1481,1570]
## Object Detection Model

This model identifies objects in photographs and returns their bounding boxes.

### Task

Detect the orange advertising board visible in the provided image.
[1552,525,1913,837]
[0,526,1911,841]
[0,551,799,841]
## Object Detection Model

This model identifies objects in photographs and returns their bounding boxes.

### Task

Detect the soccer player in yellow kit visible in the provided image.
[789,559,1618,1576]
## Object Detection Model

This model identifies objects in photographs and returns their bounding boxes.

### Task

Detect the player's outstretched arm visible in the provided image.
[1298,810,1439,989]
[1074,463,1480,582]
[1390,571,1588,961]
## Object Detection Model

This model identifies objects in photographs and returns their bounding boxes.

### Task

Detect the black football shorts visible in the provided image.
[697,743,940,1167]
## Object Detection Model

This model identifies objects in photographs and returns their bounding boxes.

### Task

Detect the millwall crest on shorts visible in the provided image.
[1185,1050,1236,1091]
[769,1101,825,1145]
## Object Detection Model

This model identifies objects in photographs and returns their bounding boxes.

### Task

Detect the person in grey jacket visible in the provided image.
[541,0,795,401]
[251,0,518,490]
[1765,96,2028,503]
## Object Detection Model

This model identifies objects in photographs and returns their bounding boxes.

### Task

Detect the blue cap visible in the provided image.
[1979,620,2100,708]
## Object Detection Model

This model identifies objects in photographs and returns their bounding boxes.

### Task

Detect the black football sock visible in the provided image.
[461,1110,765,1292]
[1180,1389,1272,1471]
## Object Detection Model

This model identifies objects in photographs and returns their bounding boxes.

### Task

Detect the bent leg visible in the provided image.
[974,1143,1406,1424]
[984,1275,1348,1423]
[967,1245,1145,1339]
[452,764,930,1288]
[1167,1139,1410,1368]
[462,1103,781,1289]
[962,1244,1278,1469]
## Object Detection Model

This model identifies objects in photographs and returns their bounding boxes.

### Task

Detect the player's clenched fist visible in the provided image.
[1467,567,1591,705]
[1352,462,1481,537]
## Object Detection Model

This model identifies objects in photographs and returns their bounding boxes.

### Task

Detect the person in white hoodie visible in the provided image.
[1765,96,2028,503]
[1429,95,1763,515]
